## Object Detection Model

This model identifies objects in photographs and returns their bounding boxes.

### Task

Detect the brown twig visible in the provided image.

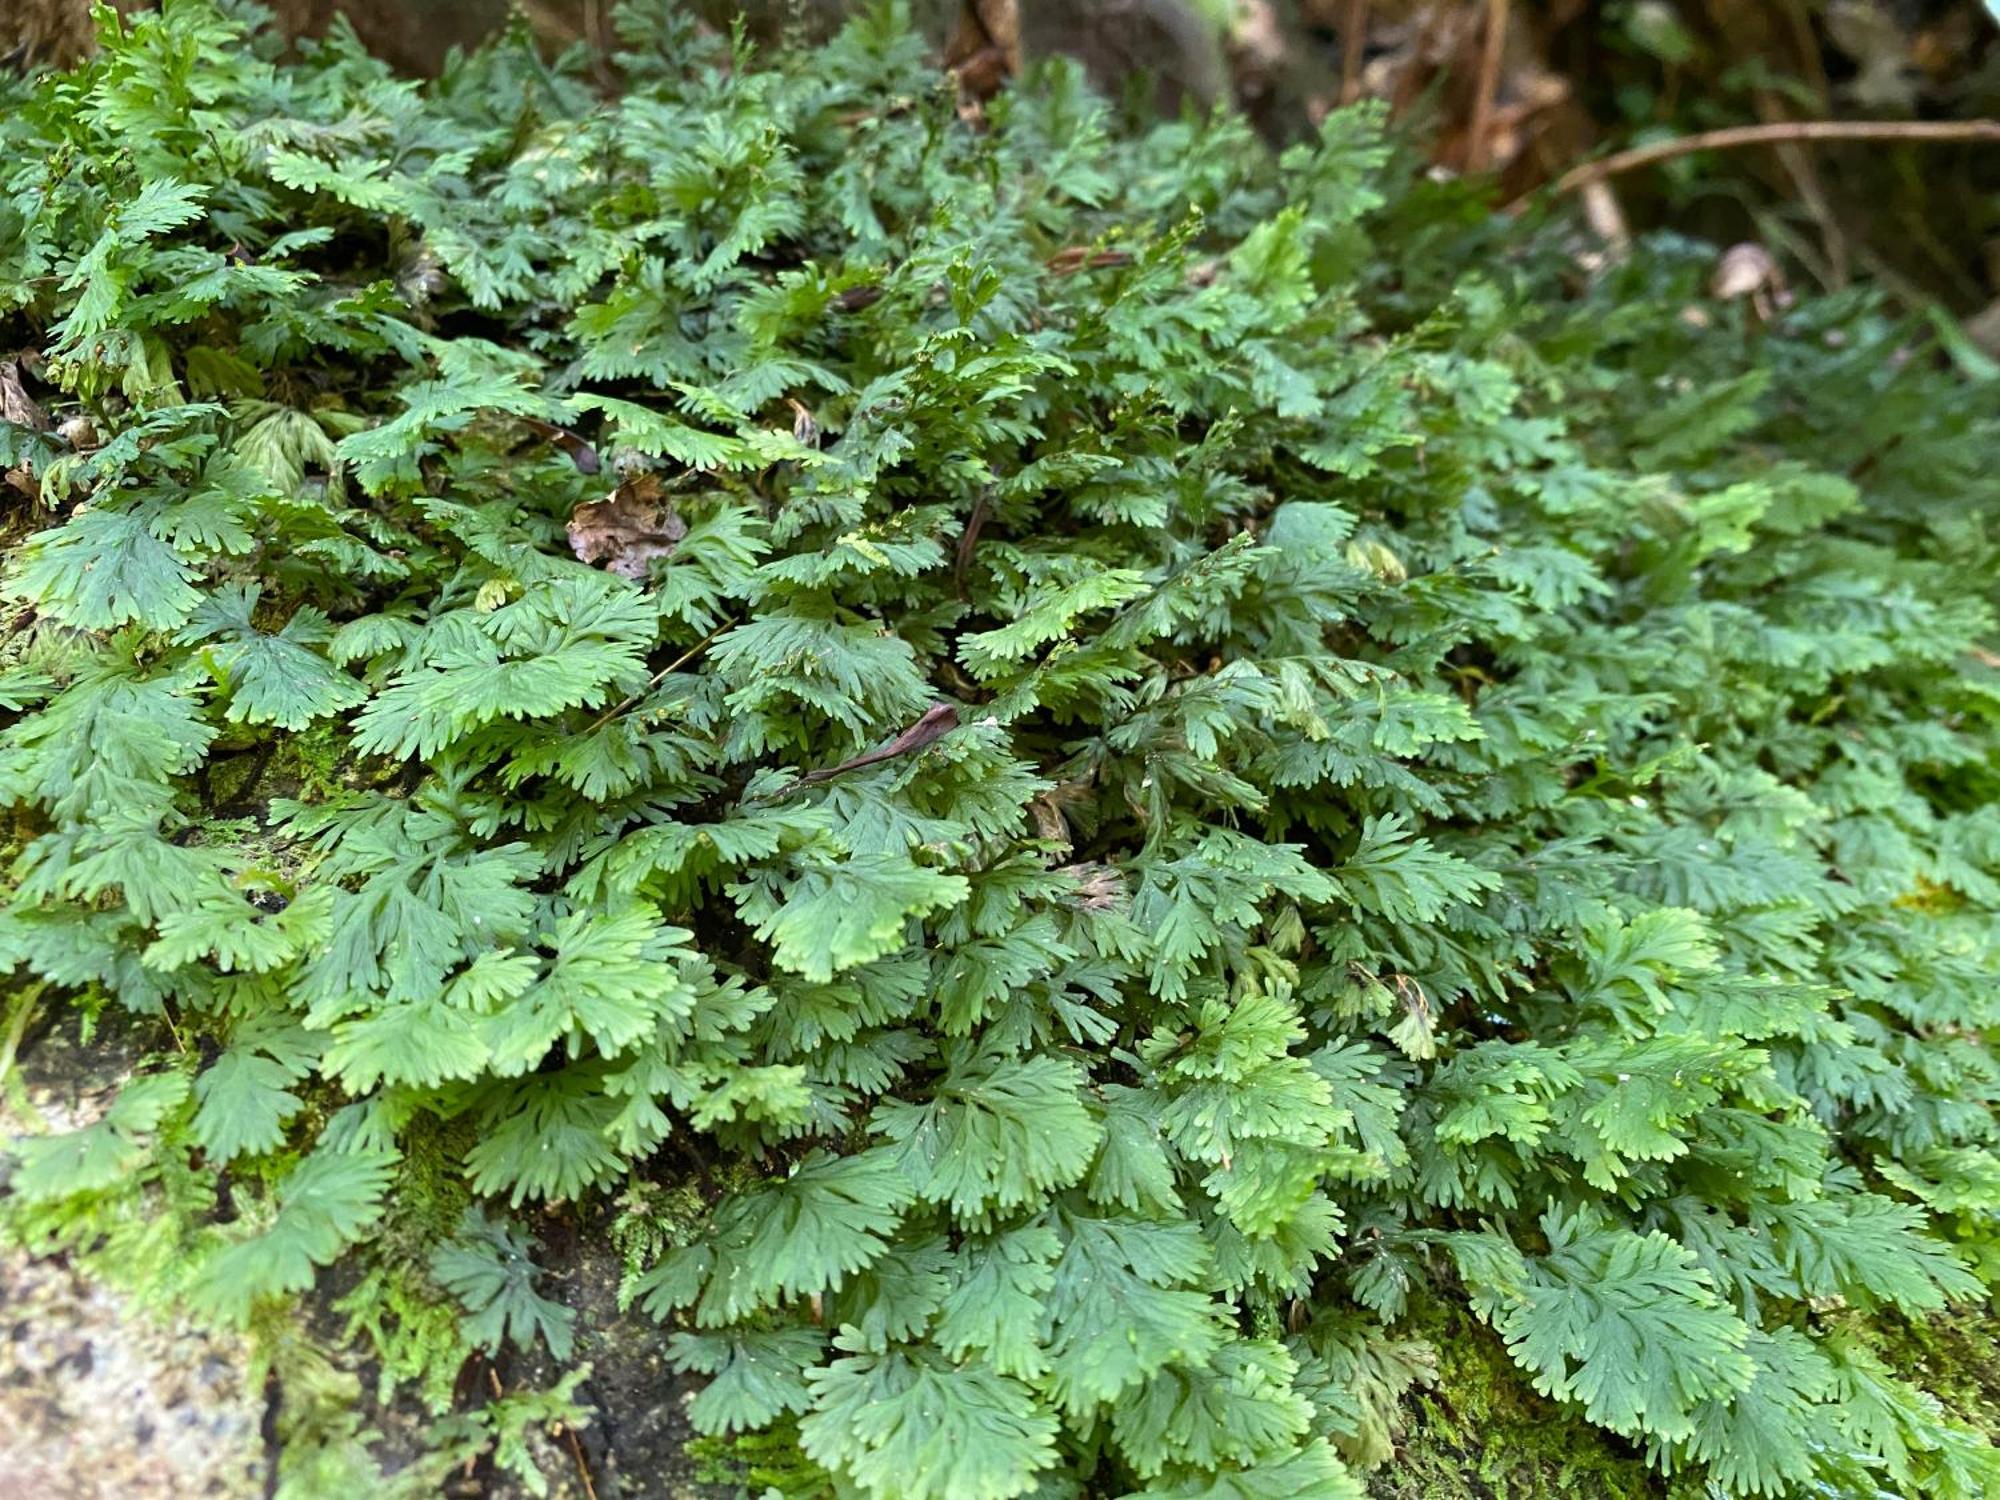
[585,617,736,733]
[1339,0,1368,107]
[749,702,960,802]
[1550,120,2000,197]
[564,1423,600,1500]
[1466,0,1508,174]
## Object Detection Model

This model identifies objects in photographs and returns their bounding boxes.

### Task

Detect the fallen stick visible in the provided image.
[1550,119,2000,196]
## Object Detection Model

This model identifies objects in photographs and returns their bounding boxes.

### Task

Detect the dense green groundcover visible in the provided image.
[3,2,2000,1496]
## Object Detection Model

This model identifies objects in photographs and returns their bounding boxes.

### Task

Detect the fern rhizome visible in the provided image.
[2,3,1999,1497]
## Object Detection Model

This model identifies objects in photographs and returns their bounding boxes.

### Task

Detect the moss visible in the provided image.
[1859,1308,2000,1445]
[378,1110,479,1261]
[330,1261,471,1412]
[264,719,358,804]
[607,1174,720,1287]
[688,1418,834,1499]
[1368,1307,1683,1500]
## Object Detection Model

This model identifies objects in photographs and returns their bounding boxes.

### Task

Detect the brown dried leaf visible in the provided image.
[1027,793,1071,851]
[1058,862,1126,914]
[521,415,602,475]
[1710,242,1791,321]
[0,360,49,432]
[794,702,959,788]
[950,0,1020,71]
[566,473,687,581]
[1046,247,1133,277]
[1578,179,1629,248]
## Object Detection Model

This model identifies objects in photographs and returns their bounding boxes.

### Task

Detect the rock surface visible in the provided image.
[0,1015,267,1500]
[0,1250,267,1500]
[1,1012,717,1499]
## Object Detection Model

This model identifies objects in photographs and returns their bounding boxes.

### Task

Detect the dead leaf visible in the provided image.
[1036,777,1098,844]
[521,415,602,475]
[1711,242,1780,300]
[1058,862,1126,914]
[793,702,959,788]
[1027,792,1071,850]
[955,490,990,596]
[0,360,49,432]
[566,473,687,581]
[1577,178,1629,248]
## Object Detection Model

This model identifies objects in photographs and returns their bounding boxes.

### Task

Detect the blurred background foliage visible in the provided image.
[8,2,1997,327]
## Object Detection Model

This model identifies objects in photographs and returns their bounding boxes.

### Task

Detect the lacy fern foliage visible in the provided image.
[2,3,1999,1497]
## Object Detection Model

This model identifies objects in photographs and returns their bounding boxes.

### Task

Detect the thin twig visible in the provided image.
[585,616,736,733]
[1339,0,1368,107]
[1550,120,2000,196]
[564,1423,600,1500]
[1466,0,1508,174]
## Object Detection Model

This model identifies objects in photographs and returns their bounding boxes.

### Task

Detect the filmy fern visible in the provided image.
[2,3,1999,1497]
